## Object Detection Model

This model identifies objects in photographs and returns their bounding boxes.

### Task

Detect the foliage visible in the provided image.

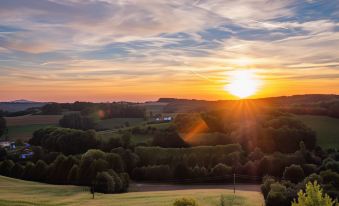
[30,127,98,155]
[152,128,188,148]
[173,198,199,206]
[292,181,337,206]
[41,103,62,115]
[283,164,305,184]
[0,116,7,138]
[59,113,96,130]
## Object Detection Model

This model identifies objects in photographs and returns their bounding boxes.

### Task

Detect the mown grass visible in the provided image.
[295,115,339,149]
[0,176,264,206]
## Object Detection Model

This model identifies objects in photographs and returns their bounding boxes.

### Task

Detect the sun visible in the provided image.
[225,70,261,99]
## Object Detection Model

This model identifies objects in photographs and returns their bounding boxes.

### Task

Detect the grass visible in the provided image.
[5,115,62,126]
[7,124,56,141]
[295,115,339,149]
[0,176,264,206]
[97,122,172,144]
[97,118,145,130]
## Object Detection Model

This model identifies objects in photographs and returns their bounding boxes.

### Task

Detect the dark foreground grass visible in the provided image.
[0,176,264,206]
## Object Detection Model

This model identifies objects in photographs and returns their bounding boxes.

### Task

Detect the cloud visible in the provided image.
[0,0,338,101]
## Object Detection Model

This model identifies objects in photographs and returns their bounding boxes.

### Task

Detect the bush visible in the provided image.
[173,198,199,206]
[266,183,289,206]
[283,164,305,184]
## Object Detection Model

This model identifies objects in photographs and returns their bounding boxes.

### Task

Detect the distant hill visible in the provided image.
[160,94,339,113]
[10,99,37,103]
[0,100,46,112]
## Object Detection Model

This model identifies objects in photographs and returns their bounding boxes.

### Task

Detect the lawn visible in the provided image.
[295,115,339,149]
[6,124,56,141]
[0,176,264,206]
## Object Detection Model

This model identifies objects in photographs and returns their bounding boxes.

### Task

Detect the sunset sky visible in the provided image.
[0,0,338,102]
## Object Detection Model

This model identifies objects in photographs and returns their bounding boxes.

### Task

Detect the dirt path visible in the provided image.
[130,183,261,192]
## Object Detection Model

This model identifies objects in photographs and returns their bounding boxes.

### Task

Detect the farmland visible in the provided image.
[295,115,339,149]
[0,176,264,206]
[4,115,61,141]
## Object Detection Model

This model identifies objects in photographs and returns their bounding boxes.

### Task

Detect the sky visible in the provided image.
[0,0,338,102]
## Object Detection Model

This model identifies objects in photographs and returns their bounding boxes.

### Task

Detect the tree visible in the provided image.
[283,164,305,184]
[59,113,95,130]
[210,163,232,178]
[11,163,25,178]
[0,116,7,138]
[67,165,79,184]
[152,129,188,148]
[41,103,62,115]
[0,159,14,176]
[121,133,132,148]
[94,171,115,193]
[292,181,337,206]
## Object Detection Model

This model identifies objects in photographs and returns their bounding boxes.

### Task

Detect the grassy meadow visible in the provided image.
[0,176,264,206]
[295,115,339,149]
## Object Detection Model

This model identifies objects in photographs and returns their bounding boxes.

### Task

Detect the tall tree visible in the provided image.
[0,116,7,138]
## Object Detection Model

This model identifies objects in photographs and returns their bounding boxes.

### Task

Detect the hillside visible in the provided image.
[0,176,264,206]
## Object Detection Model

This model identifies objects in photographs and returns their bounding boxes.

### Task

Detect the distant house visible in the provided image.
[155,116,172,122]
[20,152,34,159]
[0,141,11,148]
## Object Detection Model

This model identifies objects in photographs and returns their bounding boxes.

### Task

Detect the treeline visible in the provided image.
[44,101,146,118]
[280,100,339,118]
[175,111,316,153]
[29,127,98,155]
[0,149,129,193]
[131,142,322,183]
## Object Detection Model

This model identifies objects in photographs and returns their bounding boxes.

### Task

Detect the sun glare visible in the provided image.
[225,70,261,99]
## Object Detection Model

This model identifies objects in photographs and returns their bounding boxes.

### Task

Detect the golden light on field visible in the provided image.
[225,70,261,99]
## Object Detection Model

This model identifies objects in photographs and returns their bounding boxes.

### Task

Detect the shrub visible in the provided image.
[266,183,289,206]
[292,181,337,206]
[173,198,199,206]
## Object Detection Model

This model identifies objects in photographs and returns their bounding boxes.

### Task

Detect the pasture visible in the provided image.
[4,115,61,141]
[97,118,145,130]
[5,115,62,126]
[295,115,339,149]
[0,176,264,206]
[7,124,55,141]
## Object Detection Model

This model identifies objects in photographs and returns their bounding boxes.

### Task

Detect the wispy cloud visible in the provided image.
[0,0,338,101]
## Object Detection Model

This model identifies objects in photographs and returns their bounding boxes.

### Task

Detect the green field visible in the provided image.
[295,115,339,149]
[97,118,146,130]
[0,176,264,206]
[7,124,56,141]
[97,122,172,144]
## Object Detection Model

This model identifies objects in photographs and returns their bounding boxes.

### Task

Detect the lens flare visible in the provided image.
[225,70,261,99]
